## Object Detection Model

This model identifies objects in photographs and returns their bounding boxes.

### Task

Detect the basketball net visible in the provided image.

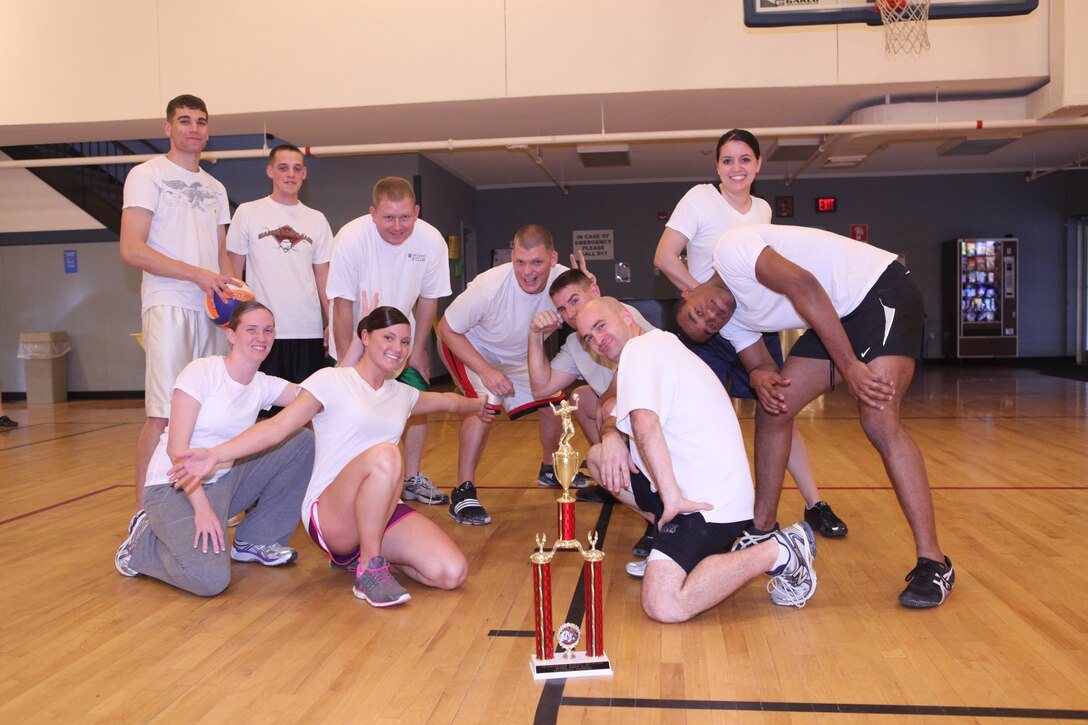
[875,0,931,55]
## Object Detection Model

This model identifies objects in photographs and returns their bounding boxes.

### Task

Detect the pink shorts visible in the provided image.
[306,499,416,568]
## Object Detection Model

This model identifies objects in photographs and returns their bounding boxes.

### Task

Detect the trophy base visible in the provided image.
[554,538,581,551]
[530,652,613,680]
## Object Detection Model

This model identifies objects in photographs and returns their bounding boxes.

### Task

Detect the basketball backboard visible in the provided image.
[743,0,1038,27]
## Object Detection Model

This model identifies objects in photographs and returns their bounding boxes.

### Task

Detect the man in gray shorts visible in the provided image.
[675,224,953,609]
[578,297,817,623]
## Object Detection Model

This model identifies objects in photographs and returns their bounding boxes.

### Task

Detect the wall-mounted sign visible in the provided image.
[573,229,614,260]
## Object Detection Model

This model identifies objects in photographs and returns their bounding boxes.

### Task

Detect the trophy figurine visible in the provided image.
[549,394,581,549]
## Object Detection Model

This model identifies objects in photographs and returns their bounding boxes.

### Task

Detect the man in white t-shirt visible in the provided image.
[675,224,954,609]
[227,144,333,385]
[437,224,570,525]
[527,268,653,444]
[577,297,817,622]
[120,94,234,508]
[326,177,452,506]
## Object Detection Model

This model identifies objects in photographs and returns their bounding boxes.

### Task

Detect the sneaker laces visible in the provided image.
[904,557,945,584]
[766,575,808,608]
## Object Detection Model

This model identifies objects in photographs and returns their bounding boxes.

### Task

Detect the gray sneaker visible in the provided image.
[115,509,149,577]
[402,472,449,505]
[353,556,411,607]
[766,521,817,608]
[230,541,297,566]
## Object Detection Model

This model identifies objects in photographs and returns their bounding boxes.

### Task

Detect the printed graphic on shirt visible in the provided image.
[259,225,314,253]
[162,180,220,210]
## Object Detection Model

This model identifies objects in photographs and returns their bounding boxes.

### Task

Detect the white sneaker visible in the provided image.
[625,559,647,578]
[402,472,449,505]
[766,521,817,607]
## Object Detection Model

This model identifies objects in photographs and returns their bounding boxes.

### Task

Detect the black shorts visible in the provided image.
[789,262,924,363]
[683,332,784,400]
[630,470,749,574]
[259,338,329,384]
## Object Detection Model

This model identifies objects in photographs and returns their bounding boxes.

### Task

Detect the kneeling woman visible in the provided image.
[171,306,488,607]
[115,301,314,596]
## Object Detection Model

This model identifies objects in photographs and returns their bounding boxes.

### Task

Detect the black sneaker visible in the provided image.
[538,463,591,489]
[631,522,654,558]
[898,556,955,608]
[804,501,848,538]
[448,481,492,526]
[0,415,18,429]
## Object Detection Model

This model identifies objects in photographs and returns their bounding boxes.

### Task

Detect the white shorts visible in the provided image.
[439,340,562,420]
[142,305,227,418]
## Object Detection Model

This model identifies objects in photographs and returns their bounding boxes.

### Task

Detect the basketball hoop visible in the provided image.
[875,0,931,55]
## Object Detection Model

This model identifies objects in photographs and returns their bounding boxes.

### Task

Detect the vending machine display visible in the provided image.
[944,238,1018,358]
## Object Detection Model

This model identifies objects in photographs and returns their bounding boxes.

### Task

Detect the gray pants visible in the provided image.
[132,429,314,596]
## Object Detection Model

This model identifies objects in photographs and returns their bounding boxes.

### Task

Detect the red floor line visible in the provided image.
[0,484,127,526]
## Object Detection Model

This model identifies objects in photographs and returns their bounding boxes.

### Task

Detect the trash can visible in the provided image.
[18,332,70,404]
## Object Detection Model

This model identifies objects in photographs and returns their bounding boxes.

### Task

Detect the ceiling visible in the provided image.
[3,80,1086,189]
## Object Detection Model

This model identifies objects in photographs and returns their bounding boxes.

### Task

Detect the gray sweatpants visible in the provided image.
[131,429,314,596]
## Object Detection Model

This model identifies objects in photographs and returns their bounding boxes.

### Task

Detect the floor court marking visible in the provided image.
[0,422,131,451]
[533,500,614,725]
[0,484,127,526]
[559,696,1088,720]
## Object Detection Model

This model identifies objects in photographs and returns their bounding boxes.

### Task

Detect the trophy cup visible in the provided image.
[528,393,613,680]
[550,394,580,549]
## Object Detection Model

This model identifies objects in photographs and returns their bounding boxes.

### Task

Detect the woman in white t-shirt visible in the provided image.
[653,129,848,540]
[170,306,489,608]
[114,301,315,596]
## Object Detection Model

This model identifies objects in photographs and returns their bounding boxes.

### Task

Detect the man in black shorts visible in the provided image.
[675,224,954,609]
[577,297,817,623]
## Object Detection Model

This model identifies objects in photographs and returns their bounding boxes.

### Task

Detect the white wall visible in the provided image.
[1,0,1054,130]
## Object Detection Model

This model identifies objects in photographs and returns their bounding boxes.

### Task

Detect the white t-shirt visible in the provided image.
[442,263,568,367]
[614,330,754,525]
[299,367,420,525]
[665,184,772,284]
[714,224,898,352]
[226,197,333,339]
[145,356,289,488]
[325,215,451,360]
[551,304,655,396]
[122,155,231,312]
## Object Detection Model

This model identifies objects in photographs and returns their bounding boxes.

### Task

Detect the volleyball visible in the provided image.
[205,280,256,327]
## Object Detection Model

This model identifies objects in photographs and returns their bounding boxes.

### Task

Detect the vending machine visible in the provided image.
[943,238,1018,358]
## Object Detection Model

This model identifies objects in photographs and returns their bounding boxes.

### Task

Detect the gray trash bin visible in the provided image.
[18,332,70,404]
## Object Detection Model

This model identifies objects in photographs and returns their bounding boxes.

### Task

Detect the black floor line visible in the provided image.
[532,500,614,725]
[559,696,1088,720]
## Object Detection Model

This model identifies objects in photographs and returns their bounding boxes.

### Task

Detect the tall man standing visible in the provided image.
[675,224,953,608]
[326,177,451,505]
[227,144,333,385]
[120,94,234,508]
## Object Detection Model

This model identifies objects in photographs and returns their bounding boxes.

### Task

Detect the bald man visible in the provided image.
[578,297,816,623]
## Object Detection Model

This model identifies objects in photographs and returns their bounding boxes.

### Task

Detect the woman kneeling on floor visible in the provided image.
[170,305,490,607]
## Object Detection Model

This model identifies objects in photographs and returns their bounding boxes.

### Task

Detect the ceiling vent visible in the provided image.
[767,137,822,162]
[823,155,867,168]
[936,137,1020,156]
[577,144,630,167]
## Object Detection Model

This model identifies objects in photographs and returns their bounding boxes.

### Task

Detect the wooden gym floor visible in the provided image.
[1,362,1086,724]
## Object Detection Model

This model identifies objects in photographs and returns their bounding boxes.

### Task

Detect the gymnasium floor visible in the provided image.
[1,362,1086,723]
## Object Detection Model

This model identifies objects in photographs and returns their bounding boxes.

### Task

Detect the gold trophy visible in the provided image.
[549,394,581,548]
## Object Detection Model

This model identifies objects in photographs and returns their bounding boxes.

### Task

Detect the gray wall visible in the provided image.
[476,171,1088,358]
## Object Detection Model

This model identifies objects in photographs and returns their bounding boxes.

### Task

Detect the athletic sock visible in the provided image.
[768,538,792,576]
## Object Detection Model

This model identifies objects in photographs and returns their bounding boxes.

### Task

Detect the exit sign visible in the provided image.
[816,196,837,213]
